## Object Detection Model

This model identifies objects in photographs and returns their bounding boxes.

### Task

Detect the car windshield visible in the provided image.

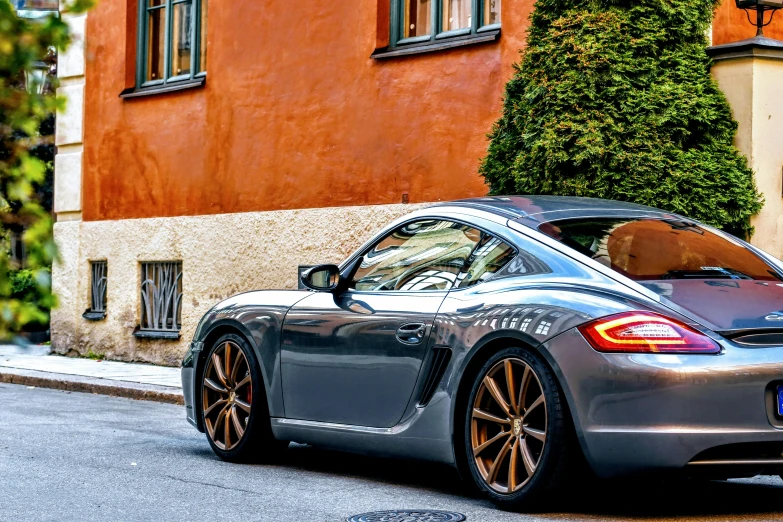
[538,217,782,281]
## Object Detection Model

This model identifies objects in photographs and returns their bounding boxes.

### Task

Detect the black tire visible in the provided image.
[201,333,288,463]
[463,346,579,512]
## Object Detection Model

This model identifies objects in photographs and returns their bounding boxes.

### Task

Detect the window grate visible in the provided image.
[90,261,108,313]
[140,261,183,333]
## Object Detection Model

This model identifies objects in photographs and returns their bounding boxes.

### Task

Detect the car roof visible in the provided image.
[433,196,672,225]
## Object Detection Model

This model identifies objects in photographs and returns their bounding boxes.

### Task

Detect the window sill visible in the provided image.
[120,77,205,99]
[82,310,106,321]
[133,328,181,340]
[372,29,500,60]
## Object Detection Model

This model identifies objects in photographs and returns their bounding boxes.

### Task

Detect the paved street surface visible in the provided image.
[1,384,782,522]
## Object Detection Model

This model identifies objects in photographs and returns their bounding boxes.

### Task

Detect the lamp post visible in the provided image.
[736,0,783,37]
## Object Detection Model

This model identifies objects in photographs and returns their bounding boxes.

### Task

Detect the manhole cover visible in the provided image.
[346,510,466,522]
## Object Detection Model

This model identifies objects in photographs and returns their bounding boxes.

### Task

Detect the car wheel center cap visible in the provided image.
[229,391,236,403]
[513,418,522,436]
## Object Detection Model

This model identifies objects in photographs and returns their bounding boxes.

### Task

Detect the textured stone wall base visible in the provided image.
[51,203,428,366]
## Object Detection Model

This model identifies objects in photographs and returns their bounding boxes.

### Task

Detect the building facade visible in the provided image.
[52,1,783,365]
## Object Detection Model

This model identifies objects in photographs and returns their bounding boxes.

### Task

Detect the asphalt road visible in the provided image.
[1,383,782,522]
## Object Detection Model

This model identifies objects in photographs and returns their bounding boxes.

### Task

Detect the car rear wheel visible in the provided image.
[201,333,288,462]
[464,347,578,511]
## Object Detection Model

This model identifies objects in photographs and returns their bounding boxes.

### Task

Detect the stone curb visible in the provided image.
[0,367,184,405]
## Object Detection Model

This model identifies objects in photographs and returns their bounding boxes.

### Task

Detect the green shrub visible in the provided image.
[480,0,762,238]
[8,268,52,328]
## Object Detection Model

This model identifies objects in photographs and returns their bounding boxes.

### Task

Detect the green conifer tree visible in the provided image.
[480,0,762,238]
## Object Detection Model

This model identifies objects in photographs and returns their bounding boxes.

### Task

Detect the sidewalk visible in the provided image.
[0,345,183,404]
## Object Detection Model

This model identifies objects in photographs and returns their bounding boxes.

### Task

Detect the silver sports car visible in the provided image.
[182,196,783,511]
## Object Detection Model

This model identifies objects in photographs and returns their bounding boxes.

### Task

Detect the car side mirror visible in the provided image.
[301,264,341,292]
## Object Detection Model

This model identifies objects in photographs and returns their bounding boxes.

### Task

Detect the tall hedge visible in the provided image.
[480,0,762,238]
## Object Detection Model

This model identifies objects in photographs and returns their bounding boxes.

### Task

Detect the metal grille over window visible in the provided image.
[137,261,183,338]
[83,261,108,321]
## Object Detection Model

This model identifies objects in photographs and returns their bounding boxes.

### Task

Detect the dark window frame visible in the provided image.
[83,260,107,321]
[126,0,206,98]
[135,261,183,340]
[374,0,500,59]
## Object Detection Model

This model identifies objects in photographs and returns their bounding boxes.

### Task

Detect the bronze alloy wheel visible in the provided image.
[202,340,253,451]
[471,357,548,494]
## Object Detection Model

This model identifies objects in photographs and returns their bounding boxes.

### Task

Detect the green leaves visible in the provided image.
[0,0,90,338]
[481,0,762,238]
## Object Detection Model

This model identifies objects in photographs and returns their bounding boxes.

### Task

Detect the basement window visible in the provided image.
[374,0,500,59]
[135,261,183,339]
[122,0,208,98]
[83,261,107,321]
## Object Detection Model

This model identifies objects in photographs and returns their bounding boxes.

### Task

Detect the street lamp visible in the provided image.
[24,60,49,95]
[736,0,783,37]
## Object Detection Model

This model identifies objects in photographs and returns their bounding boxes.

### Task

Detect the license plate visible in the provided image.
[778,386,783,417]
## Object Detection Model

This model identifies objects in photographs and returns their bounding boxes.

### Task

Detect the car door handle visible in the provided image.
[396,323,428,345]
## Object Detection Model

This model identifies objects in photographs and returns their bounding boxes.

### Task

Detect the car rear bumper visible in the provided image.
[542,329,783,478]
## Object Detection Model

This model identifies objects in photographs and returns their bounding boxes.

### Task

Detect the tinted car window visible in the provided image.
[539,218,781,281]
[351,220,481,291]
[456,235,517,288]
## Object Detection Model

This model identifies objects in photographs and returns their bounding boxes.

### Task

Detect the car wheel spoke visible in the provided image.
[212,353,228,387]
[230,405,245,439]
[473,430,508,456]
[483,376,512,418]
[507,437,520,493]
[518,365,531,412]
[526,394,545,417]
[504,360,518,415]
[520,438,537,478]
[235,374,251,390]
[204,378,227,394]
[235,398,251,413]
[473,408,510,425]
[523,426,546,442]
[204,398,227,417]
[486,437,513,485]
[223,343,232,386]
[212,404,228,441]
[230,349,243,384]
[223,408,232,449]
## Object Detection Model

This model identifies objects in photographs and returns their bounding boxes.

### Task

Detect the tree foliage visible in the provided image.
[480,0,763,238]
[0,0,90,337]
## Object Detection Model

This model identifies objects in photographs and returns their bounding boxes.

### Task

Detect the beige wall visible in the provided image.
[712,54,783,258]
[51,203,428,366]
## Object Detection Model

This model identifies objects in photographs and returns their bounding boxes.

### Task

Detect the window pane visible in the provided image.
[404,0,431,38]
[484,0,500,26]
[457,235,517,288]
[442,0,471,32]
[170,1,193,77]
[539,218,780,281]
[351,220,480,292]
[198,0,207,72]
[146,7,165,81]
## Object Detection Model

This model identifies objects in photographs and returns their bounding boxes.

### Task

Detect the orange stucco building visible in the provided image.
[52,1,782,364]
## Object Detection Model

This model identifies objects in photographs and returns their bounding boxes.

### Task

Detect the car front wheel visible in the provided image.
[464,347,578,511]
[201,333,288,462]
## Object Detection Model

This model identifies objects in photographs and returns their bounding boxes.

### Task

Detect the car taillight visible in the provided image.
[578,312,721,354]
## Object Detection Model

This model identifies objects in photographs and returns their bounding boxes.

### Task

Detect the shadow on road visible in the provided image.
[272,443,783,519]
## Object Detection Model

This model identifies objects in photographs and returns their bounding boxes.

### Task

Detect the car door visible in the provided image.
[280,219,483,428]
